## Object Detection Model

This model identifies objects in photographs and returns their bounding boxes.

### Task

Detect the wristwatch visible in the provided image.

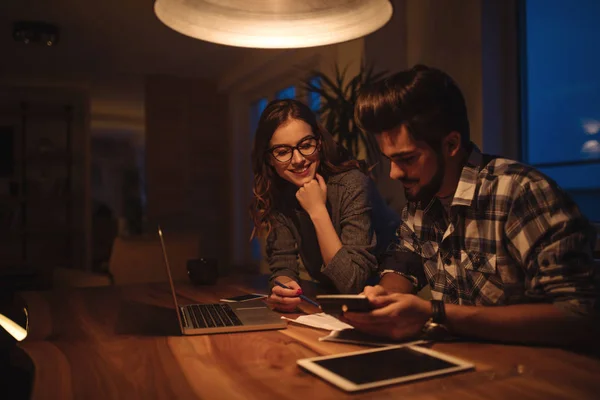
[422,300,450,340]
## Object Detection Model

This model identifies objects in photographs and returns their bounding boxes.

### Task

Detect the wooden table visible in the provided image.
[16,275,600,399]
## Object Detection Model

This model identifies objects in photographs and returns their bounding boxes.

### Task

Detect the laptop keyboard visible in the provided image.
[182,304,243,329]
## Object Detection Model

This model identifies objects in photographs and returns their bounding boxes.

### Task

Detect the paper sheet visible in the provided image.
[281,312,354,331]
[319,329,429,347]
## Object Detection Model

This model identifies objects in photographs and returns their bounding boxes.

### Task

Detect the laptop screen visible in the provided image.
[158,226,185,333]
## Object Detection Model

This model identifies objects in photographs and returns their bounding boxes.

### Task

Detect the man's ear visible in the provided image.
[445,131,462,157]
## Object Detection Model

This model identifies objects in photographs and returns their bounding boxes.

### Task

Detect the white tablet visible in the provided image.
[297,344,474,392]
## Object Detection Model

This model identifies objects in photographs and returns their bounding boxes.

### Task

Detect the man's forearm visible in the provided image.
[445,303,598,346]
[378,273,415,294]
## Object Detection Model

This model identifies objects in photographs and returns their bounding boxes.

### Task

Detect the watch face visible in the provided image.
[422,320,450,341]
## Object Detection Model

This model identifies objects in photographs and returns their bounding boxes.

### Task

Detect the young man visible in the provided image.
[343,65,599,346]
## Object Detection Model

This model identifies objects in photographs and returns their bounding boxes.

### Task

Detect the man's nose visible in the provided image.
[389,162,406,180]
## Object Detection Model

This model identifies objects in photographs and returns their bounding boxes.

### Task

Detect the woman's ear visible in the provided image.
[265,153,274,167]
[267,160,278,176]
[445,131,461,157]
[316,137,323,150]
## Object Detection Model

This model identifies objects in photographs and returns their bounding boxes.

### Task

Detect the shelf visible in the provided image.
[0,262,34,270]
[24,152,73,163]
[0,108,78,120]
[0,229,77,238]
[1,93,85,274]
[0,197,23,205]
[0,196,79,203]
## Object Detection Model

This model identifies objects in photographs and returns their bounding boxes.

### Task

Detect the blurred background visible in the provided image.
[0,0,598,292]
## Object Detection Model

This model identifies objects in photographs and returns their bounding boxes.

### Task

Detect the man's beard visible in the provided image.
[404,154,445,203]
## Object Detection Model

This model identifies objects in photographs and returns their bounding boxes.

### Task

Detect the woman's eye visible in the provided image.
[275,149,291,157]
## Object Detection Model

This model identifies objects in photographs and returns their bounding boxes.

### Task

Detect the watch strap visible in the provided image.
[431,300,446,324]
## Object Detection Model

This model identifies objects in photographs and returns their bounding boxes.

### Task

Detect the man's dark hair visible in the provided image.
[355,65,470,150]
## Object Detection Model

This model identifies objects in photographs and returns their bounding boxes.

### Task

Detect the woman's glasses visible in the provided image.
[268,137,318,163]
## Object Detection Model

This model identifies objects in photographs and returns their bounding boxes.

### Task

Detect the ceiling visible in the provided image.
[0,0,255,79]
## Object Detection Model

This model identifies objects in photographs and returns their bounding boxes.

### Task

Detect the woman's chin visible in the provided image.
[300,173,316,186]
[291,178,310,187]
[286,172,314,187]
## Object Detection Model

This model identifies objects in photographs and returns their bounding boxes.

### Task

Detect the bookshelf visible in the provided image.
[0,87,89,289]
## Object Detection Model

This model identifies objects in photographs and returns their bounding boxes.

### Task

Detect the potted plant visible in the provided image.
[300,64,388,180]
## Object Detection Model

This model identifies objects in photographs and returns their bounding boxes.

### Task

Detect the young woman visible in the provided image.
[250,99,400,312]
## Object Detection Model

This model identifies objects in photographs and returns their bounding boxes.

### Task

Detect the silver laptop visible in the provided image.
[158,227,286,335]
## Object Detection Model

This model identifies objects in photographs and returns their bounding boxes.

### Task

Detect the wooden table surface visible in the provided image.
[16,275,600,400]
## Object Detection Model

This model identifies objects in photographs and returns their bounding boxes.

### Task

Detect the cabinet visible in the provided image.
[0,87,89,288]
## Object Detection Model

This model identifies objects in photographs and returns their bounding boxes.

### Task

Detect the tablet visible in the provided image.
[297,344,474,392]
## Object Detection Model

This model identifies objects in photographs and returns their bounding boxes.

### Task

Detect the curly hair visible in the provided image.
[250,99,365,238]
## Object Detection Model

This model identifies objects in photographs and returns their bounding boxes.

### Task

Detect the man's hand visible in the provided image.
[267,279,302,312]
[360,284,388,297]
[296,173,327,217]
[342,292,431,340]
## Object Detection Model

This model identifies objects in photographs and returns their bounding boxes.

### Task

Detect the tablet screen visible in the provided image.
[312,346,460,385]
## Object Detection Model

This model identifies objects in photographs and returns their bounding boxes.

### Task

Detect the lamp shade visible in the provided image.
[0,311,27,342]
[154,0,393,49]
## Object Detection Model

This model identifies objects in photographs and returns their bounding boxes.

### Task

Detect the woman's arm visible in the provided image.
[307,206,342,265]
[265,217,304,311]
[265,216,300,285]
[297,171,379,293]
[295,173,342,266]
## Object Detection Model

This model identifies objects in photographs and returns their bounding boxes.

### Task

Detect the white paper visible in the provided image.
[319,329,429,347]
[281,312,354,331]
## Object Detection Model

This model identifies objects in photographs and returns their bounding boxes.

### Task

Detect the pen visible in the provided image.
[273,280,321,308]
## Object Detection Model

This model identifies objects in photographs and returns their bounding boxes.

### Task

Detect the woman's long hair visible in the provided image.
[250,99,365,238]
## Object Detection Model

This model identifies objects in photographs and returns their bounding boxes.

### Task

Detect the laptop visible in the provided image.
[158,227,286,335]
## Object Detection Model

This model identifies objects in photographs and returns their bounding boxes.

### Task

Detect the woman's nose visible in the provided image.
[290,148,305,165]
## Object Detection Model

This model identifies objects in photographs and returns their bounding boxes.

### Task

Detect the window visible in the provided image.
[250,98,268,138]
[275,85,296,100]
[521,0,600,221]
[249,98,268,261]
[307,76,321,114]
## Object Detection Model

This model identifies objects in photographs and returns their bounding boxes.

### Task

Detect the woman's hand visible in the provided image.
[296,173,327,217]
[267,278,302,312]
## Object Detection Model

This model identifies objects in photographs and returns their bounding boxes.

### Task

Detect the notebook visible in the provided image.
[158,227,286,335]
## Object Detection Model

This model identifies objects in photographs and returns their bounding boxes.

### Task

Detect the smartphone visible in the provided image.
[220,293,268,302]
[316,294,372,315]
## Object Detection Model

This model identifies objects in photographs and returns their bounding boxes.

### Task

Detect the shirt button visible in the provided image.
[444,258,452,266]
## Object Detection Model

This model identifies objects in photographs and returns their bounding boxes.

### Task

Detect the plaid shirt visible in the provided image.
[384,144,598,315]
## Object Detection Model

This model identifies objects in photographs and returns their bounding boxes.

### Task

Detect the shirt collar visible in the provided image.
[451,143,482,208]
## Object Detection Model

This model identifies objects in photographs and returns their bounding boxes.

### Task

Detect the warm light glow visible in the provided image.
[154,0,393,49]
[0,310,28,342]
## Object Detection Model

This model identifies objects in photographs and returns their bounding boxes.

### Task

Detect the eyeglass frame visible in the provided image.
[267,135,320,163]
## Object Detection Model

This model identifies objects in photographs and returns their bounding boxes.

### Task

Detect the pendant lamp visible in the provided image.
[154,0,393,49]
